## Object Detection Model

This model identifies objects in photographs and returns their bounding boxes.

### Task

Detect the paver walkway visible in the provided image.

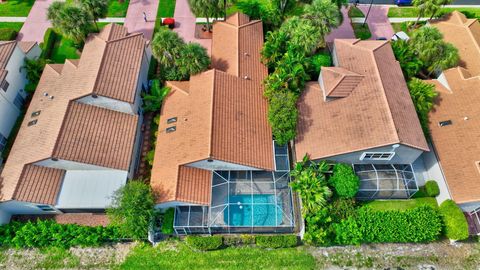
[1,17,125,23]
[326,7,355,43]
[173,0,211,54]
[124,0,159,40]
[358,5,394,39]
[17,0,53,42]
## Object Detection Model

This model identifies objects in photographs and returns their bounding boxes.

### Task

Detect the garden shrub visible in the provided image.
[425,180,440,197]
[185,235,223,251]
[356,205,442,243]
[255,235,298,249]
[439,200,469,241]
[0,220,120,248]
[0,28,17,41]
[41,28,57,59]
[161,208,174,234]
[307,52,332,79]
[329,198,357,221]
[333,217,362,245]
[328,163,360,198]
[223,234,256,246]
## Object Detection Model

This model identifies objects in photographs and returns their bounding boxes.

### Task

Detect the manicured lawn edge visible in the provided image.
[363,197,439,211]
[352,23,371,40]
[0,0,34,17]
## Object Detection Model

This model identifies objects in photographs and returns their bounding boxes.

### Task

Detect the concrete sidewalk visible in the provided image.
[173,0,211,54]
[124,0,159,40]
[17,0,53,42]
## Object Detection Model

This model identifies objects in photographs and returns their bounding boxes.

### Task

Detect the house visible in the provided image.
[0,41,41,161]
[427,12,480,219]
[295,39,429,200]
[151,13,294,234]
[0,24,150,224]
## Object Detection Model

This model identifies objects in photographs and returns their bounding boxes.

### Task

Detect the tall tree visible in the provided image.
[302,0,340,47]
[177,43,211,77]
[431,0,453,19]
[151,27,185,68]
[412,0,438,27]
[407,78,438,136]
[47,1,66,26]
[49,4,93,44]
[391,39,423,80]
[79,0,108,30]
[188,0,224,31]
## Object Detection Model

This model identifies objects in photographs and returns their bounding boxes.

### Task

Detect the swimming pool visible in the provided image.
[225,194,283,226]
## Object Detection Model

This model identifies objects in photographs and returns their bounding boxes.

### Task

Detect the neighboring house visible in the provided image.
[151,13,294,235]
[427,12,480,223]
[0,41,41,161]
[295,39,429,200]
[0,24,150,224]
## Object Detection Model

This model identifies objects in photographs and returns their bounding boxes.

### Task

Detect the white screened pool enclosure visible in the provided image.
[173,144,295,235]
[354,164,418,200]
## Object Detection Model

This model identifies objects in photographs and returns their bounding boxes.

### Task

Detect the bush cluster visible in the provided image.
[161,208,175,234]
[255,235,298,249]
[328,163,360,198]
[0,28,17,41]
[0,220,120,249]
[337,206,443,244]
[425,180,440,197]
[223,235,255,246]
[41,28,57,59]
[185,235,223,251]
[439,200,469,241]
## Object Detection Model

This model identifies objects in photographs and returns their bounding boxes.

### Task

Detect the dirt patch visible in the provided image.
[310,239,480,269]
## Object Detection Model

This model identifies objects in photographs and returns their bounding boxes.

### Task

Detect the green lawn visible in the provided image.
[352,23,371,40]
[65,0,129,17]
[0,0,34,17]
[388,7,480,19]
[363,197,438,212]
[349,6,364,18]
[50,35,80,64]
[120,242,316,270]
[157,0,176,18]
[0,22,24,32]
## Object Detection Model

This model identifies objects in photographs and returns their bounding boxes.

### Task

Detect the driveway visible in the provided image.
[173,0,211,54]
[358,5,394,39]
[124,0,159,40]
[326,7,355,43]
[17,0,53,42]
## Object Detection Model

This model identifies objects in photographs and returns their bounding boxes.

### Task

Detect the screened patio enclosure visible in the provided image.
[174,144,295,235]
[354,164,418,200]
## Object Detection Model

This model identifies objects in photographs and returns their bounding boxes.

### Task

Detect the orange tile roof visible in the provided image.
[17,41,37,54]
[0,24,145,202]
[13,165,65,205]
[0,41,16,68]
[296,39,428,161]
[428,12,480,204]
[151,13,273,205]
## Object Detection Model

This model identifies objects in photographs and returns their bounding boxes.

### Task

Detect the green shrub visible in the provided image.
[425,180,440,197]
[328,163,360,198]
[334,217,362,245]
[0,220,120,248]
[439,200,469,241]
[185,236,223,251]
[41,28,57,59]
[161,208,174,234]
[0,28,17,41]
[255,235,298,248]
[223,235,256,246]
[307,52,332,78]
[356,205,442,243]
[329,198,357,221]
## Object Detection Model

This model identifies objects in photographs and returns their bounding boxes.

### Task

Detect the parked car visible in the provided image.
[395,0,412,6]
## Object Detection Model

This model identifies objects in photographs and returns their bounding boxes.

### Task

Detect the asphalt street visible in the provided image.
[349,0,480,5]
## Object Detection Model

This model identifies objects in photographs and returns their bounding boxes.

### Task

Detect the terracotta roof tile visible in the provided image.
[17,41,37,54]
[13,165,65,205]
[295,39,428,161]
[0,41,16,68]
[428,13,480,204]
[151,13,273,205]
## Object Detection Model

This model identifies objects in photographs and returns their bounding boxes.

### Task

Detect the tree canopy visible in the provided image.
[47,2,94,44]
[407,78,438,137]
[78,0,108,30]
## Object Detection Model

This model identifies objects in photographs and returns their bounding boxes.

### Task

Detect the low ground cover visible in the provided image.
[0,22,23,41]
[0,0,34,17]
[388,7,480,19]
[120,241,316,270]
[348,6,364,18]
[352,23,371,40]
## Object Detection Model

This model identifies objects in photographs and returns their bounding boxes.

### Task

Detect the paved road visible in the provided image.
[358,5,394,39]
[173,0,211,54]
[124,0,159,40]
[17,0,53,42]
[349,0,479,5]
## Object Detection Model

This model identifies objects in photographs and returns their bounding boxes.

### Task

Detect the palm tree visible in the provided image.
[188,0,224,32]
[391,39,423,79]
[177,43,211,77]
[47,1,66,26]
[79,0,108,30]
[282,17,322,54]
[430,0,453,19]
[151,28,185,68]
[412,0,438,28]
[301,0,340,46]
[48,4,93,44]
[142,80,170,113]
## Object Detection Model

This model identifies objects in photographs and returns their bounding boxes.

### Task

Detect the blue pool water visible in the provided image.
[225,195,283,226]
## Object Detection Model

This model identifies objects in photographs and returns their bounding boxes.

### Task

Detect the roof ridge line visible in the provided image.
[207,69,216,159]
[106,32,143,44]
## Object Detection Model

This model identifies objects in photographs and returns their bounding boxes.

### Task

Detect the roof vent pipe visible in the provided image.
[243,75,250,80]
[43,92,48,96]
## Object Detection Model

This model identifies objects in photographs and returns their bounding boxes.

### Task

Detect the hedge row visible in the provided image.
[40,28,57,59]
[0,220,121,249]
[0,28,17,41]
[185,235,298,251]
[335,205,443,245]
[439,200,469,241]
[160,208,174,234]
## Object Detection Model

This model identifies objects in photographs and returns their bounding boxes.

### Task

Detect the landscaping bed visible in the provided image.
[0,0,34,17]
[348,6,364,18]
[352,23,371,40]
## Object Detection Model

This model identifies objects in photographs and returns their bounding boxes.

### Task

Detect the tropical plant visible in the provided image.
[331,0,348,8]
[107,181,155,240]
[151,27,185,68]
[23,58,50,91]
[430,0,453,19]
[188,0,224,31]
[412,0,438,27]
[271,0,297,20]
[142,81,170,113]
[48,3,93,44]
[302,0,341,45]
[407,78,438,136]
[177,43,211,77]
[282,17,323,54]
[267,90,299,145]
[391,39,423,80]
[290,155,332,215]
[328,163,360,198]
[78,0,108,30]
